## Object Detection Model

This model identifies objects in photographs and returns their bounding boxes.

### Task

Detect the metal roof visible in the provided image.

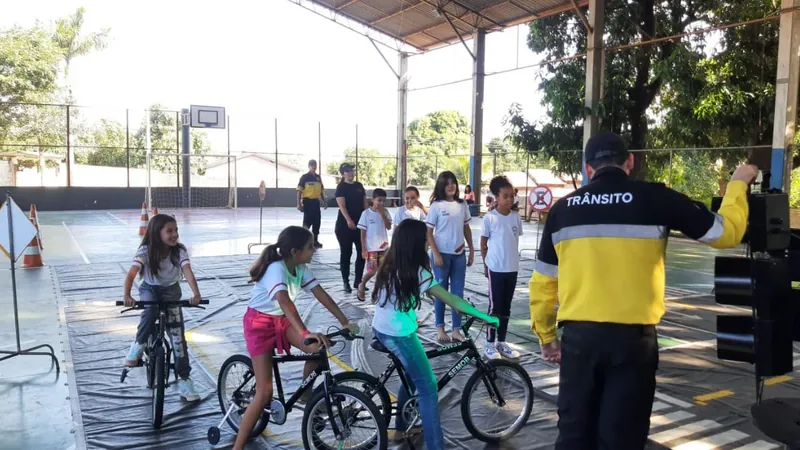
[297,0,587,52]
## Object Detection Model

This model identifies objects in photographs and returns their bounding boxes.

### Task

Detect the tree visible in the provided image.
[406,110,475,186]
[326,148,396,188]
[52,7,110,103]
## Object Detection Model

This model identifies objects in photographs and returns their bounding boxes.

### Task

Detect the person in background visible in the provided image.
[485,192,496,212]
[393,186,428,229]
[371,219,499,448]
[464,185,476,205]
[122,214,202,402]
[357,188,392,301]
[426,171,474,343]
[296,159,326,249]
[529,131,756,449]
[334,163,368,294]
[480,176,522,360]
[512,188,520,211]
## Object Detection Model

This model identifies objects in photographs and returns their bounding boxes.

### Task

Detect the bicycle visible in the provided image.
[335,314,535,444]
[117,299,209,429]
[208,327,388,450]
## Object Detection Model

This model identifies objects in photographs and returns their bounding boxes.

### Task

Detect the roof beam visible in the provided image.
[335,0,361,10]
[370,1,423,26]
[569,0,592,32]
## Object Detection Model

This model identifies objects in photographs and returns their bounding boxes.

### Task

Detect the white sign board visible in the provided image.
[0,198,37,262]
[530,186,554,212]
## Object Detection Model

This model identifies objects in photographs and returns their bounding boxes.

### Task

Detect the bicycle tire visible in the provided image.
[152,345,166,429]
[326,371,392,424]
[461,359,534,443]
[217,354,269,437]
[302,385,388,450]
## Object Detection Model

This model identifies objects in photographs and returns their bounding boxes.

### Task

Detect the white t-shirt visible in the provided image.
[393,205,427,226]
[357,208,391,252]
[426,200,471,254]
[372,267,438,337]
[249,261,320,315]
[481,209,523,273]
[132,245,190,286]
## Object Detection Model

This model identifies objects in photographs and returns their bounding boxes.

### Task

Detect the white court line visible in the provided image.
[650,411,696,429]
[106,212,127,225]
[650,401,670,412]
[654,392,694,408]
[62,221,90,264]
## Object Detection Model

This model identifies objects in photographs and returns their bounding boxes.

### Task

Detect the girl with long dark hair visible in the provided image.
[234,225,359,449]
[122,214,203,401]
[371,220,498,448]
[425,171,475,342]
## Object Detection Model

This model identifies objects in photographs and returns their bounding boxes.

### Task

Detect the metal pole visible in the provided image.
[525,152,530,219]
[581,0,605,186]
[6,193,21,352]
[181,108,191,208]
[355,124,359,182]
[469,30,486,205]
[318,122,322,170]
[126,109,130,188]
[396,52,409,192]
[66,105,71,187]
[668,150,674,188]
[227,114,231,190]
[274,118,279,189]
[146,108,152,209]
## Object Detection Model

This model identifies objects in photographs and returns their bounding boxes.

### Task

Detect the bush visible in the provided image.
[790,166,800,208]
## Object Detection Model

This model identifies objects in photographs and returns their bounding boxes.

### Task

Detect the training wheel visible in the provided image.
[207,426,220,445]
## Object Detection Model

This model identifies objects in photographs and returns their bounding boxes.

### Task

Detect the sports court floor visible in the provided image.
[0,207,793,449]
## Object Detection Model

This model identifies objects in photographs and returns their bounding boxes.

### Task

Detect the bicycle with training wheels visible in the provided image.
[335,314,535,444]
[117,299,209,429]
[208,327,388,450]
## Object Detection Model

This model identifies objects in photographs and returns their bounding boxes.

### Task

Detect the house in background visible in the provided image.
[204,152,337,190]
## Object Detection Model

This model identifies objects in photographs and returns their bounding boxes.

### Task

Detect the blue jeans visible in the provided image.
[431,252,465,330]
[373,330,444,450]
[134,282,191,378]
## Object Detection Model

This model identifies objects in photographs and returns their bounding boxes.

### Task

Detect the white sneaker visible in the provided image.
[496,342,521,359]
[124,341,144,367]
[178,379,201,401]
[484,343,502,360]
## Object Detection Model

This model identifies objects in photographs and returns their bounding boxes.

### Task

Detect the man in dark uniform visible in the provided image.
[297,159,326,249]
[529,132,757,449]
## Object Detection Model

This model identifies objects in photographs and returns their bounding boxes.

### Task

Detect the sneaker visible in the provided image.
[496,342,521,359]
[178,379,201,401]
[124,341,144,367]
[484,343,501,360]
[343,281,352,294]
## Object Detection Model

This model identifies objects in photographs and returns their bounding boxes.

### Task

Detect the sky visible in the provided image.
[3,0,548,159]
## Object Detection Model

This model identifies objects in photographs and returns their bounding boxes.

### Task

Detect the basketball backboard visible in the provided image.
[190,105,226,129]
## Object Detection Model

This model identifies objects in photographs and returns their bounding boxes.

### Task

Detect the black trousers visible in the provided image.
[302,198,321,243]
[487,270,517,342]
[555,321,658,450]
[335,224,364,285]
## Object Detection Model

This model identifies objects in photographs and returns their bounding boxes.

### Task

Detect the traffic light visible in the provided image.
[714,191,793,378]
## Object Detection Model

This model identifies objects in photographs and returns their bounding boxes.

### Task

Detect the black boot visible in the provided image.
[343,280,352,294]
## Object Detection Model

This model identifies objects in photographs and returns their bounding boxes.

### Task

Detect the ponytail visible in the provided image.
[248,226,314,283]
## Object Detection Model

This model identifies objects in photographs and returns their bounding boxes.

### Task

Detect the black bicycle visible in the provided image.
[335,315,535,443]
[209,327,388,450]
[117,299,209,429]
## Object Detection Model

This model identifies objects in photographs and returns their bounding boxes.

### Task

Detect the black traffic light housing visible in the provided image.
[713,190,794,378]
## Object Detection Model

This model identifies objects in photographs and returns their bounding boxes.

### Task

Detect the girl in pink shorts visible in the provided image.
[234,226,359,450]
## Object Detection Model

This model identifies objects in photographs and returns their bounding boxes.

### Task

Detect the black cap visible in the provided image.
[339,162,355,174]
[585,132,628,163]
[308,159,317,167]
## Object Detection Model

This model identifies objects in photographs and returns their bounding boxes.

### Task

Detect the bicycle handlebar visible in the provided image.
[116,299,210,313]
[303,328,364,347]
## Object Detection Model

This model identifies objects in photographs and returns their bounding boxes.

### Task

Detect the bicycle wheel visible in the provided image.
[217,354,269,437]
[152,344,166,429]
[461,359,534,443]
[329,372,392,424]
[302,385,387,450]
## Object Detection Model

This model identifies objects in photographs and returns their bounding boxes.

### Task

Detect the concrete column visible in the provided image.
[770,0,800,191]
[469,29,486,205]
[581,0,605,186]
[182,108,191,208]
[396,52,409,193]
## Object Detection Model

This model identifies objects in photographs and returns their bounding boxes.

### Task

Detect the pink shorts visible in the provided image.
[243,307,292,357]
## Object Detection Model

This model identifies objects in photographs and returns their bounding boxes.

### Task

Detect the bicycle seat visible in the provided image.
[370,337,390,354]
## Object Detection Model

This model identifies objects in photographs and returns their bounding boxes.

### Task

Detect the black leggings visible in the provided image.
[335,225,364,285]
[302,198,321,243]
[487,270,517,342]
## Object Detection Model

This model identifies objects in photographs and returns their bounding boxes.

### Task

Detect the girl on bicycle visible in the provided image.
[372,219,499,448]
[122,214,203,402]
[234,225,360,450]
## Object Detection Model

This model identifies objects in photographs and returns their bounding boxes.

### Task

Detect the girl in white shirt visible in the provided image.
[393,186,428,229]
[371,219,498,448]
[426,171,475,343]
[233,226,359,450]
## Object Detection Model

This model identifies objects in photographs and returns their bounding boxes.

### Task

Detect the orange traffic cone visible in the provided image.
[22,233,44,268]
[138,203,149,236]
[29,204,42,250]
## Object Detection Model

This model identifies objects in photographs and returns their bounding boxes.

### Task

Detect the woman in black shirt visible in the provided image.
[334,163,368,293]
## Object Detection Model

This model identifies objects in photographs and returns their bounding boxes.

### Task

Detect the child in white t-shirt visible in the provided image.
[371,219,498,447]
[480,176,523,360]
[234,226,359,450]
[393,185,428,229]
[357,188,392,301]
